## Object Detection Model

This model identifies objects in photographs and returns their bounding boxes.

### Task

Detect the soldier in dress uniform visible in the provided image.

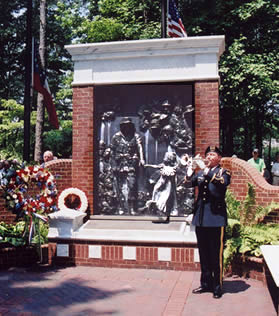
[185,146,231,299]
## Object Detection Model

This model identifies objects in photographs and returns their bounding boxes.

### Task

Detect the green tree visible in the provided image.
[220,1,279,158]
[0,1,26,101]
[62,0,161,43]
[181,0,279,159]
[220,37,279,158]
[0,99,35,160]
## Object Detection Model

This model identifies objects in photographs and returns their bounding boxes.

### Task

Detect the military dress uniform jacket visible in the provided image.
[191,165,231,227]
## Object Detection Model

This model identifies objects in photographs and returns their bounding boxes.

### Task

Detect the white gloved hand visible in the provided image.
[203,167,210,175]
[193,154,206,170]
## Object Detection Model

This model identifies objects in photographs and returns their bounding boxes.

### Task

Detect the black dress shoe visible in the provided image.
[213,287,222,299]
[192,286,212,294]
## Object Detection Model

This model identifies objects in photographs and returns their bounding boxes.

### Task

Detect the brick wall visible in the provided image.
[72,86,94,214]
[222,157,279,223]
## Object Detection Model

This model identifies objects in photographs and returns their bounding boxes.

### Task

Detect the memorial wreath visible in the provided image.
[58,187,88,212]
[0,161,58,245]
[3,165,58,216]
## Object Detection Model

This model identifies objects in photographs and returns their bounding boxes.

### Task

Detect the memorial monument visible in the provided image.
[48,36,225,270]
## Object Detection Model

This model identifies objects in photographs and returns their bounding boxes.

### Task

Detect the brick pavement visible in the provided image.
[0,265,276,316]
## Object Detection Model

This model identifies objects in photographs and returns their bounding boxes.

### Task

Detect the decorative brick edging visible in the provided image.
[48,240,200,271]
[222,157,279,223]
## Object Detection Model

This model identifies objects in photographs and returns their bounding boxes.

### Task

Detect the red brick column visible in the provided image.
[72,86,94,214]
[195,81,220,156]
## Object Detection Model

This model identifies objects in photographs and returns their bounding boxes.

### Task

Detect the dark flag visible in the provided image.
[168,0,187,38]
[33,44,59,129]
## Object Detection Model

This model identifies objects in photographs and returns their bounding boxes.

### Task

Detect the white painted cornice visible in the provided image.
[65,36,225,86]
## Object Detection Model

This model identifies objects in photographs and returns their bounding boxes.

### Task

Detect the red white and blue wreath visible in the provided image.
[0,161,58,243]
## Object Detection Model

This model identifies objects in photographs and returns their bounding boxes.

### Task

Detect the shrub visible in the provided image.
[224,184,279,268]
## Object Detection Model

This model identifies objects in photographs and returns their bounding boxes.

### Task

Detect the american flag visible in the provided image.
[167,0,187,38]
[33,43,59,129]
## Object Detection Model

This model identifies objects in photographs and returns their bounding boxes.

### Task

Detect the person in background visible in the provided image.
[43,150,54,163]
[41,150,56,167]
[271,152,279,185]
[184,146,231,299]
[247,148,266,176]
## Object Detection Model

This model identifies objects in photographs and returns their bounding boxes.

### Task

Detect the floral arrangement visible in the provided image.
[0,162,58,217]
[58,187,88,213]
[0,159,58,245]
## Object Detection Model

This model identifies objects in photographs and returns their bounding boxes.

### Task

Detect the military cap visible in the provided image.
[120,117,133,125]
[205,146,223,156]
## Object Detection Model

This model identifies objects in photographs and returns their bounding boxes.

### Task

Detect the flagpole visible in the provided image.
[161,0,167,38]
[31,37,34,88]
[23,0,33,162]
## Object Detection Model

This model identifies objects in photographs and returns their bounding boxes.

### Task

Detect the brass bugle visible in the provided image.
[182,154,209,170]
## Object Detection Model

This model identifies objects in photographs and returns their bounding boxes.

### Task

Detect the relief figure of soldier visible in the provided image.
[110,117,145,215]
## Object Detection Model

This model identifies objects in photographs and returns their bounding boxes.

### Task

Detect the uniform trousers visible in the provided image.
[195,226,225,290]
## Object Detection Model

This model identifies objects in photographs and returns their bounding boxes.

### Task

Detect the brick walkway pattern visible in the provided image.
[0,265,276,316]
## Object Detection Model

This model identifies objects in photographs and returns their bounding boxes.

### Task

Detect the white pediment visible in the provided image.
[66,36,225,86]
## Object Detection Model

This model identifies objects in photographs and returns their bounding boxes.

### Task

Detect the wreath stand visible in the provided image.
[48,188,88,238]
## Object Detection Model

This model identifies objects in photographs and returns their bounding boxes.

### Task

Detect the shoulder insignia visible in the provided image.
[210,169,225,184]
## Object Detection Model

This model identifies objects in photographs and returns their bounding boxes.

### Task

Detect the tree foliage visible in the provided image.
[0,99,72,161]
[0,1,26,101]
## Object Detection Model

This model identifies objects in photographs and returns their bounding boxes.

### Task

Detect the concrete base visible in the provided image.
[48,213,196,244]
[74,216,196,243]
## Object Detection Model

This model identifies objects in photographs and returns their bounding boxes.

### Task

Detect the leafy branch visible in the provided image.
[224,184,279,268]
